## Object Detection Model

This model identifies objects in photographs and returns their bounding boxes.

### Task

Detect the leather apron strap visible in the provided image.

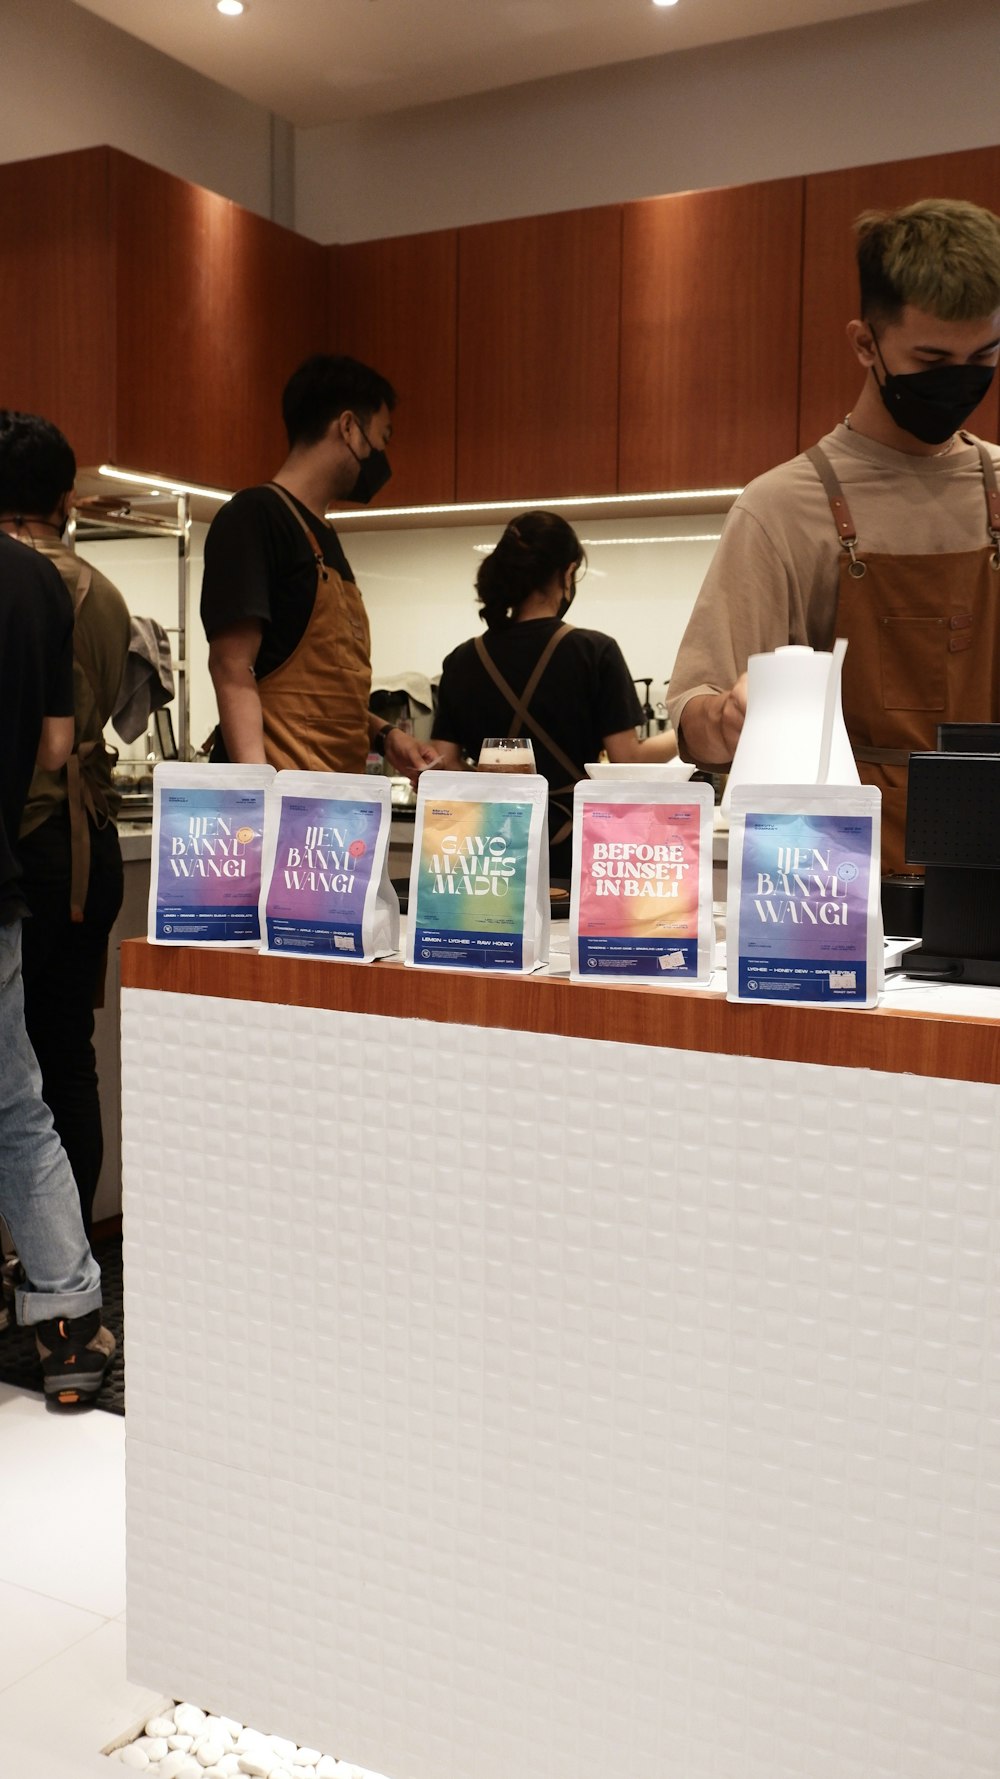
[267,482,330,579]
[474,626,581,843]
[67,565,95,924]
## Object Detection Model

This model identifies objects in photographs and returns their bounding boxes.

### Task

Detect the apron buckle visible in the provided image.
[846,542,867,580]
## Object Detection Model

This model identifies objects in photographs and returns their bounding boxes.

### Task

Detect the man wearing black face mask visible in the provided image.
[201,354,438,780]
[668,198,1000,871]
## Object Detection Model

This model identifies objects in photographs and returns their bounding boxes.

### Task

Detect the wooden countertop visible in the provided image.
[121,938,1000,1086]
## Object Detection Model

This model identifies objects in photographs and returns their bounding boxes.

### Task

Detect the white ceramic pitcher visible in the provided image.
[720,641,859,813]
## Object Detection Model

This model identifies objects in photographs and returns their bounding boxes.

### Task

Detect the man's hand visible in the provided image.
[384,729,444,787]
[677,673,748,767]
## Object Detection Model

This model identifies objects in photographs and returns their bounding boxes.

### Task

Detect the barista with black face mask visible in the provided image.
[668,198,1000,871]
[201,354,438,779]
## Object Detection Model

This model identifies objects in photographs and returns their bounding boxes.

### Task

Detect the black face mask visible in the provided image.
[556,574,578,621]
[872,331,996,446]
[345,423,392,504]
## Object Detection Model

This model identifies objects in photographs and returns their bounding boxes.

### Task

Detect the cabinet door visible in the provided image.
[332,230,457,509]
[112,153,237,490]
[456,208,622,504]
[228,209,330,490]
[112,153,329,493]
[801,149,1000,447]
[0,148,115,468]
[620,179,804,492]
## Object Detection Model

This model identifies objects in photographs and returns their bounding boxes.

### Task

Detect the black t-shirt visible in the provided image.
[200,485,357,758]
[0,534,75,920]
[434,620,643,880]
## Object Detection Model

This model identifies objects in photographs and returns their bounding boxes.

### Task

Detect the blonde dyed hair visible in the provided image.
[855,197,1000,324]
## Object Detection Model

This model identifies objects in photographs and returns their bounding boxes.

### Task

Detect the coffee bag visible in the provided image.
[259,772,398,962]
[726,785,882,1007]
[149,762,274,946]
[405,771,549,972]
[570,781,715,982]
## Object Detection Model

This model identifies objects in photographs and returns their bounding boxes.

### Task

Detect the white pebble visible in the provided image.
[118,1750,149,1771]
[270,1739,298,1762]
[296,1754,322,1769]
[170,1736,195,1752]
[142,1738,170,1761]
[238,1730,268,1752]
[197,1739,226,1768]
[290,1768,317,1778]
[314,1762,338,1779]
[218,1718,244,1738]
[201,1770,230,1779]
[158,1755,196,1779]
[145,1714,177,1738]
[269,1768,294,1779]
[216,1759,243,1777]
[237,1759,271,1778]
[175,1764,205,1779]
[176,1704,208,1734]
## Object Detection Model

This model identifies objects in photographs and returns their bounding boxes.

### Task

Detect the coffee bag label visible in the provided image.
[411,796,531,970]
[735,811,874,1002]
[154,786,266,943]
[264,795,383,957]
[574,799,703,977]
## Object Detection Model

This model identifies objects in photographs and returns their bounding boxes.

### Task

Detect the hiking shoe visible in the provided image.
[34,1310,116,1405]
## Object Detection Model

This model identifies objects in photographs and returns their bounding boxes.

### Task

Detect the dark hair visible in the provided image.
[0,411,76,515]
[281,354,397,448]
[476,510,585,631]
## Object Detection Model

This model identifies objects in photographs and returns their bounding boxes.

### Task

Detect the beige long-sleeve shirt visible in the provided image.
[667,422,1000,750]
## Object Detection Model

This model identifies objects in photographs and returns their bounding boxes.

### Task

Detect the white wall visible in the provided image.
[296,0,1000,242]
[0,0,276,218]
[346,515,727,732]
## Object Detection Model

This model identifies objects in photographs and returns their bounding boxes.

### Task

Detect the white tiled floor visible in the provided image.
[0,1381,164,1777]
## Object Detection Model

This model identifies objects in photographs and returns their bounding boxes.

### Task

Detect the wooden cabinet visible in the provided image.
[116,158,328,490]
[800,148,1000,447]
[0,147,329,491]
[619,179,804,492]
[455,207,622,504]
[0,148,115,469]
[331,230,457,508]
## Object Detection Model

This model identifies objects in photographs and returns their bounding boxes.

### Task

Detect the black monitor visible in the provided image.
[903,745,1000,984]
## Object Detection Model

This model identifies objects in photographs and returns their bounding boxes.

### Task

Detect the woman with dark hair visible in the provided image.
[431,511,677,881]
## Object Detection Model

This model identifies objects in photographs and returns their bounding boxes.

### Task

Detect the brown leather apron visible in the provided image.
[474,624,581,845]
[256,484,372,774]
[807,439,1000,874]
[64,565,118,924]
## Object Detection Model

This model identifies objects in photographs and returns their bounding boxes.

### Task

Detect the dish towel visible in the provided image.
[111,616,175,744]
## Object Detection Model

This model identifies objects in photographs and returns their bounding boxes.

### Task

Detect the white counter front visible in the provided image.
[120,944,1000,1779]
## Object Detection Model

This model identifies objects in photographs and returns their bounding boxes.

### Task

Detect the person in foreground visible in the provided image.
[0,411,131,1237]
[667,197,1000,872]
[201,353,439,781]
[432,510,678,881]
[0,531,115,1404]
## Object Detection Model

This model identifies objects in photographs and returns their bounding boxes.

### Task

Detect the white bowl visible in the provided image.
[583,759,698,781]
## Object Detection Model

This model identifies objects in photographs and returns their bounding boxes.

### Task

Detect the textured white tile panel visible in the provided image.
[122,987,1000,1779]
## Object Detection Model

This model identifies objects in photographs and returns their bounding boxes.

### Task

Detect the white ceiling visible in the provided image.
[71,0,932,127]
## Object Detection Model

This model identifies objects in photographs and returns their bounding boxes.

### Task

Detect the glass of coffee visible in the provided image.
[477,737,536,774]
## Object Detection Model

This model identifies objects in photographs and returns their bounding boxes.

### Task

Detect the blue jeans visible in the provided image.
[0,919,103,1326]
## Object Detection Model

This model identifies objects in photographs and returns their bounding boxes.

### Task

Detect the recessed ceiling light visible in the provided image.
[652,0,679,8]
[217,0,245,15]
